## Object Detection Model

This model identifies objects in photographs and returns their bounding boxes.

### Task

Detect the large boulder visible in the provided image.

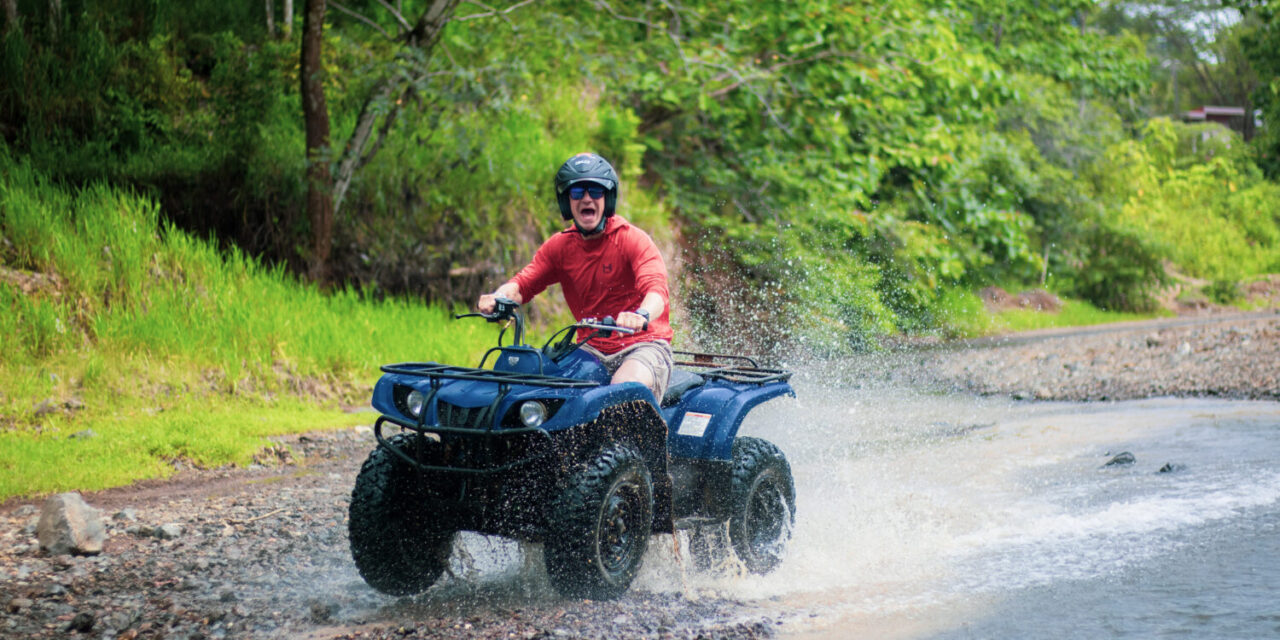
[37,492,107,556]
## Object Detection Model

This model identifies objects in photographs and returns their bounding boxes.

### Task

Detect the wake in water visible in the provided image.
[624,373,1280,638]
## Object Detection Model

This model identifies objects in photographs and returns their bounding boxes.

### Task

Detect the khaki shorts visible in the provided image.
[582,340,674,402]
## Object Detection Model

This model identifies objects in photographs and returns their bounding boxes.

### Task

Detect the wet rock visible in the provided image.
[65,611,95,633]
[104,610,137,632]
[1102,451,1136,467]
[1158,462,1186,473]
[154,523,184,540]
[309,599,340,623]
[6,597,34,613]
[37,492,107,556]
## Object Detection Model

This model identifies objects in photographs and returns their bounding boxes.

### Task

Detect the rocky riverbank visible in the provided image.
[875,310,1280,401]
[0,429,778,640]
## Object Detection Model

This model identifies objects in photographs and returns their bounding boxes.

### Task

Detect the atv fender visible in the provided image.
[548,384,674,533]
[669,382,795,460]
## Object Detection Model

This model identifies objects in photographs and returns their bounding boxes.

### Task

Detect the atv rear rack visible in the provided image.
[672,350,792,385]
[381,361,601,388]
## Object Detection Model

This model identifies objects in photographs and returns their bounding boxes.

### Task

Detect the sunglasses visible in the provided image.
[569,185,606,200]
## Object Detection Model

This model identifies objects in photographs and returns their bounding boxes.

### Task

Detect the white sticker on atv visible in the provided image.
[677,411,713,438]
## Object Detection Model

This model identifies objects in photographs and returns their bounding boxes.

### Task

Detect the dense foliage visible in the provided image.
[2,0,1279,355]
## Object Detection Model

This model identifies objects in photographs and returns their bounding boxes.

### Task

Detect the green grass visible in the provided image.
[0,156,495,500]
[989,299,1166,333]
[0,399,370,498]
[934,288,1166,339]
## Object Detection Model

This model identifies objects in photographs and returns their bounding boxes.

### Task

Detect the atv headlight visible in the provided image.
[406,390,427,418]
[518,401,547,427]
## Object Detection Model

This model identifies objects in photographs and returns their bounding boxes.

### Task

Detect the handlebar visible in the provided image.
[454,299,636,360]
[455,296,520,323]
[456,296,524,345]
[577,316,637,338]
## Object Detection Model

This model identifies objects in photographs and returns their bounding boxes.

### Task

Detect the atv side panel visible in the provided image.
[664,381,795,459]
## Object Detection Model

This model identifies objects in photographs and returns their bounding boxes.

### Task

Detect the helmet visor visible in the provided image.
[557,177,615,193]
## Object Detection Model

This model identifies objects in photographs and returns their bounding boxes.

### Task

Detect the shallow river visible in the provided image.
[678,378,1280,639]
[331,376,1280,639]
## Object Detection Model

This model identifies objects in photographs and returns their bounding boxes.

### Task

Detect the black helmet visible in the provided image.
[554,152,619,220]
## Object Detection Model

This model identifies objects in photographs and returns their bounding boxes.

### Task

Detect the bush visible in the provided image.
[1205,279,1242,305]
[1056,217,1170,312]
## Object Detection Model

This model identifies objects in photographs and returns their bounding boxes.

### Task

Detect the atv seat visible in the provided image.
[661,369,705,407]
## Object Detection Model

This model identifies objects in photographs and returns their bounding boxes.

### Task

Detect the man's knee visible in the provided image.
[612,360,654,387]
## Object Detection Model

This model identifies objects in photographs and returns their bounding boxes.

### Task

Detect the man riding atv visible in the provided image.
[348,153,796,601]
[477,152,674,402]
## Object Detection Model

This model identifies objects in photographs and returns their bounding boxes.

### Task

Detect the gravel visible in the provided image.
[1,311,1276,640]
[0,429,778,640]
[858,310,1280,401]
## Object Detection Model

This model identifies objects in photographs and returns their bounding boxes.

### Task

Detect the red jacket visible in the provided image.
[510,216,673,353]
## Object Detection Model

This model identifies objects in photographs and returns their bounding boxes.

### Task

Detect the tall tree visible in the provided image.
[1234,0,1280,174]
[302,0,480,282]
[328,0,463,215]
[301,0,333,282]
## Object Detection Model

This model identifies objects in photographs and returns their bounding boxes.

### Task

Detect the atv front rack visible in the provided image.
[672,350,792,385]
[381,362,601,388]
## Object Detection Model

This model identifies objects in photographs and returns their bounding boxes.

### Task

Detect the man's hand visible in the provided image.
[477,293,498,315]
[617,310,649,331]
[477,285,521,315]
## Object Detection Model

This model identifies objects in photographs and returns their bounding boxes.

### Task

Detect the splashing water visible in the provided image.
[627,369,1280,638]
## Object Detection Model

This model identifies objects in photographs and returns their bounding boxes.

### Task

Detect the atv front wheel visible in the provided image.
[545,442,654,600]
[349,433,455,596]
[727,437,795,574]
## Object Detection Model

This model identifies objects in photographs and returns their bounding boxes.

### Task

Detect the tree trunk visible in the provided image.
[2,0,17,34]
[265,0,275,37]
[302,0,333,283]
[404,0,458,49]
[283,0,293,38]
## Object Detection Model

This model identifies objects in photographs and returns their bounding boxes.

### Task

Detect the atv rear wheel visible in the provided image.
[349,433,455,596]
[727,437,795,574]
[544,442,653,600]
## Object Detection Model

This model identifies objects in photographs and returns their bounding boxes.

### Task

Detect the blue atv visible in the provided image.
[348,297,796,600]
